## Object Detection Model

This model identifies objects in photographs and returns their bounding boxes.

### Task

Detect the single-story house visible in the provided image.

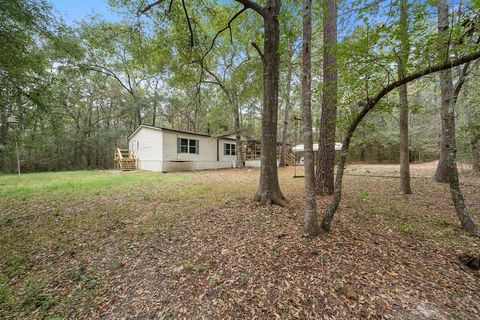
[128,125,238,172]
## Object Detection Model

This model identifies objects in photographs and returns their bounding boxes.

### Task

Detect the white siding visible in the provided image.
[128,126,238,172]
[162,131,235,172]
[219,139,237,163]
[245,160,261,168]
[128,127,163,171]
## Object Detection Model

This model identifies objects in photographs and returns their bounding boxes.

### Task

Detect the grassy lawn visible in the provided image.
[0,164,479,319]
[0,170,188,199]
[0,171,185,319]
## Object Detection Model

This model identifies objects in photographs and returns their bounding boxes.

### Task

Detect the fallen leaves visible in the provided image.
[0,163,479,319]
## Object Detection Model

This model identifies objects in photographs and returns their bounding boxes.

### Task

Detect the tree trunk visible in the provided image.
[444,101,480,236]
[434,0,454,183]
[472,141,480,172]
[302,0,320,236]
[279,59,293,167]
[398,0,412,194]
[320,50,480,232]
[434,0,479,236]
[0,105,9,172]
[459,84,479,171]
[316,0,338,195]
[233,97,244,168]
[152,103,157,126]
[254,0,286,206]
[360,144,366,161]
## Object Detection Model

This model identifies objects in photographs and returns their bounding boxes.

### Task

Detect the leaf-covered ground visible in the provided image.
[0,162,479,319]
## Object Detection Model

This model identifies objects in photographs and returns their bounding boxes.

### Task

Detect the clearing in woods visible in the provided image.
[0,162,479,319]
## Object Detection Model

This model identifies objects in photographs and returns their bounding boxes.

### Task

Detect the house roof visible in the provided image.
[128,125,236,141]
[291,143,343,152]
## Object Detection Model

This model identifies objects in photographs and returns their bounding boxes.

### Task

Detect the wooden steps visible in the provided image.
[121,159,136,171]
[114,148,138,171]
[285,152,296,166]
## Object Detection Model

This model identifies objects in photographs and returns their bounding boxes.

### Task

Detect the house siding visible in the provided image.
[162,131,235,172]
[128,127,163,171]
[218,139,237,163]
[128,126,237,172]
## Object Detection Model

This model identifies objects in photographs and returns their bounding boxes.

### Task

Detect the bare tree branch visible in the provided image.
[233,0,265,16]
[139,0,168,15]
[251,42,264,62]
[197,6,248,63]
[453,36,480,98]
[203,67,225,89]
[181,0,195,47]
[88,64,134,96]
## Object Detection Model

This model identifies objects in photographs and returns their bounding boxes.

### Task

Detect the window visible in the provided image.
[178,138,188,153]
[224,143,236,156]
[189,139,198,154]
[177,138,199,154]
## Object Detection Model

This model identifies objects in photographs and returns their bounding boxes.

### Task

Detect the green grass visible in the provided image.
[0,170,189,199]
[0,170,194,318]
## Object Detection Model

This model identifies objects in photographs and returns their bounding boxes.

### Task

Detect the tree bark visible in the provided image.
[398,0,412,194]
[0,105,9,172]
[460,81,479,172]
[316,0,338,195]
[434,0,454,183]
[360,145,366,162]
[302,0,320,236]
[444,97,480,236]
[254,0,286,206]
[279,60,293,167]
[152,103,157,126]
[233,96,245,168]
[472,141,480,172]
[436,0,479,236]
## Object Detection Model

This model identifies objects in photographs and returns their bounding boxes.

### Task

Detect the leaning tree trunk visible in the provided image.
[279,60,293,167]
[444,98,480,236]
[398,0,412,194]
[461,83,480,172]
[302,0,320,236]
[434,0,453,183]
[316,0,338,195]
[254,0,286,206]
[321,50,480,232]
[437,0,479,235]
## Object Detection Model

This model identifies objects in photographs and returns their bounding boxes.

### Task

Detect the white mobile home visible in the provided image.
[127,125,237,172]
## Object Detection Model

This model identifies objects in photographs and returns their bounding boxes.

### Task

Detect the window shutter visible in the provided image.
[196,140,199,154]
[177,138,180,153]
